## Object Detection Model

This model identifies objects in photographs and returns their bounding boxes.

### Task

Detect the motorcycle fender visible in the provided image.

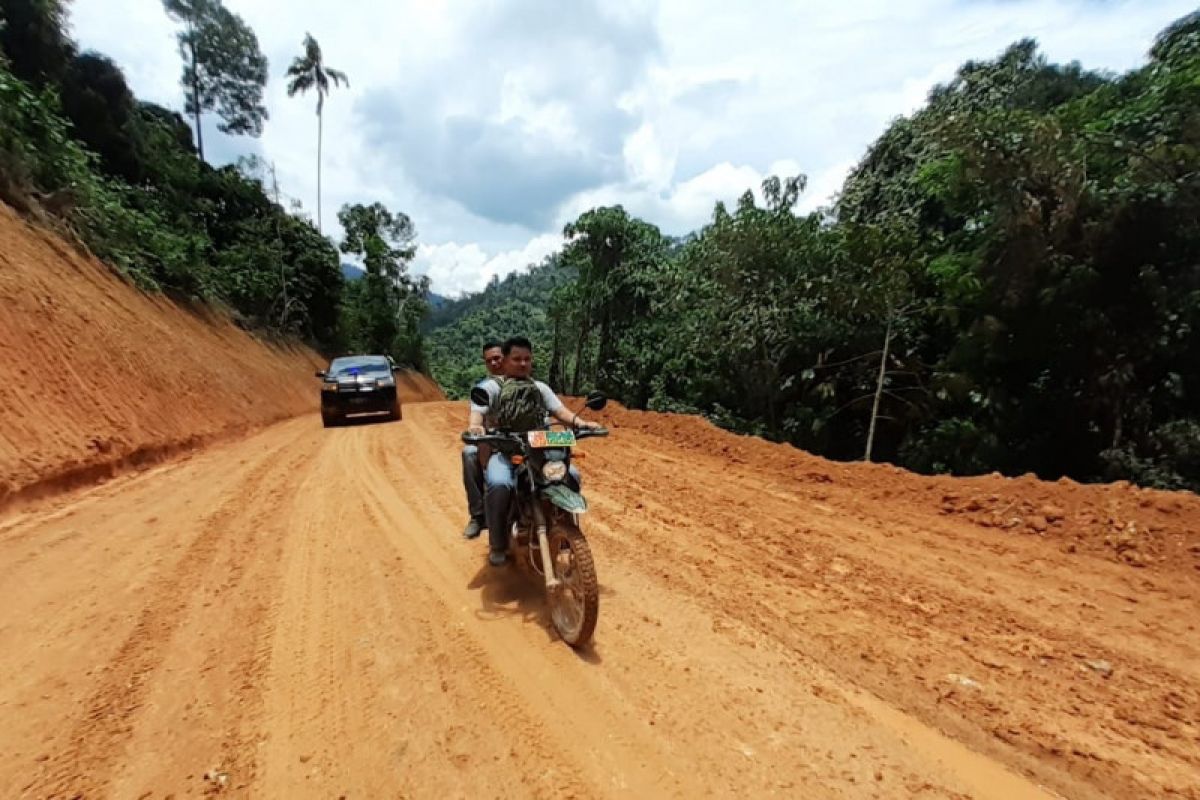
[542,484,588,514]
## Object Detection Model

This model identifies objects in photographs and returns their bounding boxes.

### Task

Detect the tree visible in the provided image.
[561,206,669,398]
[337,202,428,365]
[830,222,930,462]
[0,0,74,87]
[286,33,347,234]
[162,0,268,161]
[59,52,141,181]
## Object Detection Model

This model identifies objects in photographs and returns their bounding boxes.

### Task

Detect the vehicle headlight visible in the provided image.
[322,382,339,392]
[376,378,395,388]
[541,460,568,482]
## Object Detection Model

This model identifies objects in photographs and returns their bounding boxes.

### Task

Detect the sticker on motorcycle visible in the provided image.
[527,430,577,448]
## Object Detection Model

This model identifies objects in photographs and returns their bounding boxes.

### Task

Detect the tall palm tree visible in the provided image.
[285,34,348,233]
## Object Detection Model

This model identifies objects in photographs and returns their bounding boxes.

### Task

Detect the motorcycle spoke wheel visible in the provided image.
[547,525,598,647]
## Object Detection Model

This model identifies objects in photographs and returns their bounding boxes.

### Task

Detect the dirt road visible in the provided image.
[2,402,1197,799]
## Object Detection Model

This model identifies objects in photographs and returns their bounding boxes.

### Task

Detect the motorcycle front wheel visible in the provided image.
[547,522,599,648]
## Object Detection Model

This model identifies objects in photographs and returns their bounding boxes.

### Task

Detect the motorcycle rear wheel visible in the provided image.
[547,523,599,648]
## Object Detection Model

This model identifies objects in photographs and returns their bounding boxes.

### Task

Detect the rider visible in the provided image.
[462,340,505,540]
[467,336,601,566]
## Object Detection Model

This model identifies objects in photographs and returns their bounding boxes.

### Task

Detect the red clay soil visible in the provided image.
[1,401,1195,799]
[603,402,1200,576]
[0,203,442,509]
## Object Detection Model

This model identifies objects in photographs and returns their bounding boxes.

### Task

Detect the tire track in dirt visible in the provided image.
[3,402,1198,799]
[350,426,672,798]
[252,423,595,798]
[20,424,311,799]
[105,425,319,798]
[363,405,1053,798]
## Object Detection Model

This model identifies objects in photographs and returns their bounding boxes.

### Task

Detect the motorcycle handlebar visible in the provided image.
[460,428,609,445]
[460,432,516,446]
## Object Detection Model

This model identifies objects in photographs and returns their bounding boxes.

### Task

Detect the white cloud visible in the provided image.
[67,0,1196,296]
[412,234,563,297]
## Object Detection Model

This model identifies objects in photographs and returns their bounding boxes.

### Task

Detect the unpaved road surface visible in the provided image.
[2,402,1198,799]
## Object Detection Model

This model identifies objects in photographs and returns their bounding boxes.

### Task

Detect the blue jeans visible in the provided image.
[461,445,485,524]
[484,453,580,552]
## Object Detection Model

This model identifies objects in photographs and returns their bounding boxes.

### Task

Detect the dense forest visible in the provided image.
[424,256,576,395]
[429,13,1200,491]
[0,0,427,364]
[4,1,1197,490]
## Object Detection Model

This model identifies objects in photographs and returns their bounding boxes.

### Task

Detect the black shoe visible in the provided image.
[463,519,484,540]
[488,549,509,567]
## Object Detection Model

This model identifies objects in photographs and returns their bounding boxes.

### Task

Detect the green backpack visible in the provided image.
[492,376,548,431]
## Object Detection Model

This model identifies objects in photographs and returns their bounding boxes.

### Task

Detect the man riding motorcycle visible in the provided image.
[467,336,601,567]
[461,340,505,540]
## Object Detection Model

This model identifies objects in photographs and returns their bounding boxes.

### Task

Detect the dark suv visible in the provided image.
[316,355,403,427]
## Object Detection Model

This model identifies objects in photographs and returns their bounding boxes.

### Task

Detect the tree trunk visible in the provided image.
[549,314,564,389]
[316,105,323,233]
[865,313,893,462]
[187,31,204,161]
[572,312,589,395]
[597,311,611,392]
[1112,396,1123,449]
[271,162,288,328]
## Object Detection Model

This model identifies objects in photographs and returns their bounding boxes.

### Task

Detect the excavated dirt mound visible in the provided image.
[394,369,445,403]
[0,203,441,509]
[599,400,1200,575]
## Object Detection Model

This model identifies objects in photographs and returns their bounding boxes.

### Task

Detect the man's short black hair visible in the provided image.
[502,336,533,355]
[482,339,503,353]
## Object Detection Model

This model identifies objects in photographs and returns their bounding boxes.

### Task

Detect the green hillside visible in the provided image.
[424,256,574,398]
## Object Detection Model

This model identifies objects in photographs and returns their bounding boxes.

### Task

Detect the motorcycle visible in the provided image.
[462,389,609,648]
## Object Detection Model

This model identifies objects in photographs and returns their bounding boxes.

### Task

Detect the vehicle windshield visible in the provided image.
[328,357,391,377]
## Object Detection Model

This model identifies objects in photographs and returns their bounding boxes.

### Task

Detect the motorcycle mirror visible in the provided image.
[585,390,608,411]
[469,386,491,407]
[315,370,326,379]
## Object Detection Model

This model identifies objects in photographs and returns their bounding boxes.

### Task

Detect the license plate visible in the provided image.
[350,396,369,405]
[527,430,576,448]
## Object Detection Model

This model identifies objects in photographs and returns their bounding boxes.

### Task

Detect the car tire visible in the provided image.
[322,411,339,428]
[389,401,403,422]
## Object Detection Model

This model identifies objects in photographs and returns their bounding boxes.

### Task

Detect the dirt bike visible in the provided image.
[462,390,609,648]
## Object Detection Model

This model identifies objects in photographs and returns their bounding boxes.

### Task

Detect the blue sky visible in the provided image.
[70,0,1195,295]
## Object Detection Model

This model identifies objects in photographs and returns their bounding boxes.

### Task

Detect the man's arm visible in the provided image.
[549,403,601,430]
[466,379,497,435]
[535,382,598,429]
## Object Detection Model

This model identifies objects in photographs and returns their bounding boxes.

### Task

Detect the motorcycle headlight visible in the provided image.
[541,460,568,482]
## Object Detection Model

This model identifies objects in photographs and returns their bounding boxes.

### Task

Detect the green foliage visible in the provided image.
[337,202,428,367]
[426,12,1200,491]
[162,0,269,160]
[558,206,671,401]
[286,33,348,111]
[0,41,345,348]
[0,0,73,87]
[424,257,576,398]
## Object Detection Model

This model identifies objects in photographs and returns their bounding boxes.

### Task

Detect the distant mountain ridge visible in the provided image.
[341,262,447,308]
[422,256,575,398]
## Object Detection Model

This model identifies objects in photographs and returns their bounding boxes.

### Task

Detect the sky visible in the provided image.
[69,0,1195,296]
